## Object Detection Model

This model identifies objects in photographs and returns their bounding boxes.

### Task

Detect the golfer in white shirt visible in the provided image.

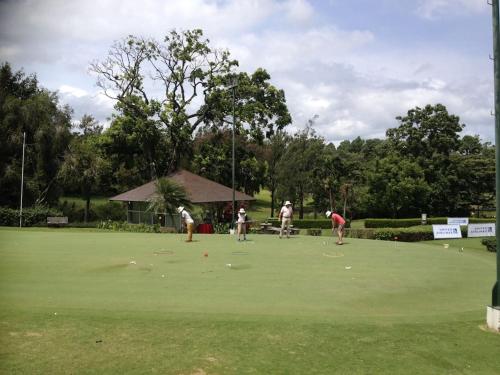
[279,201,293,239]
[177,206,194,242]
[237,208,247,241]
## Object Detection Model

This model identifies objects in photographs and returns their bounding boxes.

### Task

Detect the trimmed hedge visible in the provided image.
[481,238,497,252]
[58,200,126,222]
[97,220,161,233]
[365,217,495,228]
[266,218,338,229]
[346,226,467,242]
[306,228,322,236]
[0,206,62,227]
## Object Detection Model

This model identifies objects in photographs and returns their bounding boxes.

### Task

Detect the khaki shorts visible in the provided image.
[281,218,291,229]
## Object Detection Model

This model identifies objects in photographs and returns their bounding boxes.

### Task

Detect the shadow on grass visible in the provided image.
[89,263,129,272]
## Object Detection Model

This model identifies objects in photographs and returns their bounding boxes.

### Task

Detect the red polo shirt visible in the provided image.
[331,213,346,225]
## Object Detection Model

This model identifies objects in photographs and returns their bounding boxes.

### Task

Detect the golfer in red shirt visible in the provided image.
[326,210,345,245]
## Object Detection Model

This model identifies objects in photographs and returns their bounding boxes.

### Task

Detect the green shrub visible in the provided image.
[97,220,160,233]
[266,218,338,229]
[365,217,495,228]
[306,228,322,236]
[59,200,126,222]
[160,227,178,233]
[345,228,376,239]
[58,200,90,222]
[0,205,62,227]
[481,238,497,252]
[345,226,464,242]
[365,218,425,228]
[213,222,230,234]
[93,202,126,221]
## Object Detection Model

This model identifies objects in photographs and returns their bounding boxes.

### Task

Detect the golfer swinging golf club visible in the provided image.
[279,200,293,239]
[326,210,345,245]
[237,207,248,241]
[177,206,194,242]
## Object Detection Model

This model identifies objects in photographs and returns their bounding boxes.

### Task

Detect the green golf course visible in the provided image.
[1,228,499,374]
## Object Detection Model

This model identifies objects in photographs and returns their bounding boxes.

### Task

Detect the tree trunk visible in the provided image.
[85,196,90,223]
[299,188,304,219]
[270,188,275,218]
[343,195,347,218]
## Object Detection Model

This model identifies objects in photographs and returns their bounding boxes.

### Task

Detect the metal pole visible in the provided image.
[232,84,236,230]
[492,0,500,306]
[19,132,26,228]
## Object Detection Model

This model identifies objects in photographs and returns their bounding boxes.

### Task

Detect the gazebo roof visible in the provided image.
[109,169,255,203]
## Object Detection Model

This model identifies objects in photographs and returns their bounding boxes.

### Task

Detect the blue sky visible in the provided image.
[0,0,495,143]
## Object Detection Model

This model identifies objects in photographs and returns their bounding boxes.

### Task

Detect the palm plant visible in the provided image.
[147,178,192,223]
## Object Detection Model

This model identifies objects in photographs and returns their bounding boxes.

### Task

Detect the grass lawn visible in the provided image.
[0,228,499,374]
[248,190,273,221]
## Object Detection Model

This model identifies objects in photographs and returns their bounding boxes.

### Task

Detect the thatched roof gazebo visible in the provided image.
[110,169,255,227]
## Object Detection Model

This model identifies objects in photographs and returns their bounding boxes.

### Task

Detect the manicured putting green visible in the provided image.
[0,228,499,374]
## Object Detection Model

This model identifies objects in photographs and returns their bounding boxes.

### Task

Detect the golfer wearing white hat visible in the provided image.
[237,207,248,241]
[279,201,293,239]
[177,206,194,242]
[326,210,346,245]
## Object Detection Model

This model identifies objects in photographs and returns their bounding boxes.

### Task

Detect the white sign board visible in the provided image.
[467,223,495,238]
[447,217,469,225]
[433,224,462,239]
[421,213,427,224]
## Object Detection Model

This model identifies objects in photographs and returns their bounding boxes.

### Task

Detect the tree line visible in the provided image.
[0,29,494,221]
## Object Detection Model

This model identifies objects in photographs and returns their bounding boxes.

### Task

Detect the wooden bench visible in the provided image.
[47,216,68,227]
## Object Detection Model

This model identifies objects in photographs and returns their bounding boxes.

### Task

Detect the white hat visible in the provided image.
[239,208,245,213]
[285,200,292,206]
[177,206,184,213]
[325,210,332,218]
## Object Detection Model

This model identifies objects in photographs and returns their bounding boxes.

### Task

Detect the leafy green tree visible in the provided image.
[147,178,192,222]
[98,109,169,191]
[446,147,495,214]
[387,104,464,158]
[0,62,72,207]
[58,133,111,222]
[205,69,291,143]
[458,135,482,156]
[91,29,290,179]
[191,128,266,196]
[310,143,337,217]
[263,130,289,217]
[91,29,235,176]
[366,155,431,218]
[77,114,103,136]
[386,104,467,216]
[276,123,323,218]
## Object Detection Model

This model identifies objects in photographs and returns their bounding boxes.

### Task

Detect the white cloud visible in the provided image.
[58,88,115,125]
[416,0,487,19]
[282,0,315,23]
[59,85,89,98]
[0,0,494,143]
